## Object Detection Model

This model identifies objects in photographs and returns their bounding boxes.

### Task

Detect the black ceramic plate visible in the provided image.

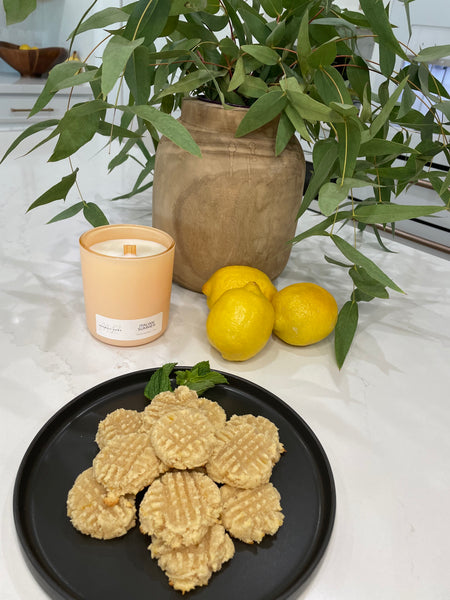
[13,368,335,600]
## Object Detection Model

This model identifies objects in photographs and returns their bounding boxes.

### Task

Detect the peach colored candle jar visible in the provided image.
[79,224,175,347]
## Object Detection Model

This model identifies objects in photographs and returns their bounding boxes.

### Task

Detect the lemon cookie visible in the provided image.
[150,408,216,469]
[95,408,143,449]
[92,432,166,505]
[141,386,199,430]
[149,524,235,593]
[67,467,136,539]
[142,385,226,433]
[139,470,221,548]
[206,416,281,488]
[220,482,284,543]
[228,414,284,459]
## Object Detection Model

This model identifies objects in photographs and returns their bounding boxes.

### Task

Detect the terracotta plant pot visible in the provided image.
[152,98,305,292]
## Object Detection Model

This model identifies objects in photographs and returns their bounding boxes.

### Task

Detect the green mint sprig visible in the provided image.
[144,361,228,401]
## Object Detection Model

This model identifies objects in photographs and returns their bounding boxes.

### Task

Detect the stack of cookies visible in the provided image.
[67,386,285,593]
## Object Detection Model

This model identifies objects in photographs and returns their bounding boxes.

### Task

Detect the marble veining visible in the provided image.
[0,129,449,600]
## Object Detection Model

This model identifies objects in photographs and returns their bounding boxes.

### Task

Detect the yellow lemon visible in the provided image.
[272,283,338,346]
[19,44,31,50]
[202,265,277,309]
[206,282,275,361]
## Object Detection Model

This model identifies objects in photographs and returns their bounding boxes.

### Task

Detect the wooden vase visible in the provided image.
[152,98,305,292]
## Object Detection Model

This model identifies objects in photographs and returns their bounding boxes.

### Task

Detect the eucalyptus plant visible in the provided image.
[2,0,449,366]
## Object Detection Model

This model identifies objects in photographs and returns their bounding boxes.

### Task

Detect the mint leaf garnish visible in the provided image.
[144,362,177,400]
[144,360,228,401]
[175,361,228,395]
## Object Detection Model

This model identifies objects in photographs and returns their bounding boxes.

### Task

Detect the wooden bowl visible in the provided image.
[0,42,68,77]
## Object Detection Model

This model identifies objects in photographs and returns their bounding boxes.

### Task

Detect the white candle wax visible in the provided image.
[89,238,167,258]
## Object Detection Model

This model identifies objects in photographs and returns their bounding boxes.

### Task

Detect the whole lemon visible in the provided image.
[206,282,275,361]
[272,283,338,346]
[202,265,277,309]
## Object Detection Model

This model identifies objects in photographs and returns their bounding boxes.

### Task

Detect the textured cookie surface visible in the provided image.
[142,386,226,433]
[229,414,284,458]
[150,408,216,469]
[206,416,281,489]
[220,482,284,543]
[141,386,200,430]
[95,408,143,449]
[139,470,222,548]
[92,432,165,505]
[67,467,136,539]
[149,524,235,593]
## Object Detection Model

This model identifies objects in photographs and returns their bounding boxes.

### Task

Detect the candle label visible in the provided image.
[95,312,163,341]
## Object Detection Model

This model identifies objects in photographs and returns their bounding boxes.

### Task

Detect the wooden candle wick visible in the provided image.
[123,244,137,256]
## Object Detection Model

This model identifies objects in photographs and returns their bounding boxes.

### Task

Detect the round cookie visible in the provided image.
[220,482,284,543]
[149,524,235,593]
[150,407,216,469]
[139,470,221,548]
[95,408,143,449]
[92,432,166,505]
[206,416,281,489]
[67,467,136,539]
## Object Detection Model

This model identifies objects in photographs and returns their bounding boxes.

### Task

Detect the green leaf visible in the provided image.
[47,202,84,224]
[124,45,152,105]
[28,61,84,117]
[101,36,145,97]
[413,44,450,64]
[3,0,36,24]
[237,75,268,98]
[124,0,170,45]
[175,361,228,394]
[284,103,312,142]
[49,100,109,162]
[235,91,287,137]
[347,55,370,103]
[309,40,337,69]
[359,0,407,60]
[331,234,404,293]
[124,105,201,157]
[169,0,208,15]
[228,56,246,92]
[349,266,389,298]
[27,169,79,212]
[219,37,239,60]
[379,40,396,78]
[83,202,109,227]
[275,112,295,156]
[241,44,280,66]
[368,77,409,139]
[68,7,129,38]
[282,77,343,123]
[1,119,59,164]
[50,68,100,93]
[144,362,177,400]
[324,255,353,268]
[335,118,361,181]
[334,300,359,369]
[354,203,445,224]
[291,211,353,243]
[298,139,338,217]
[297,9,311,72]
[314,65,353,105]
[359,138,418,157]
[156,68,227,98]
[318,182,349,216]
[259,0,283,18]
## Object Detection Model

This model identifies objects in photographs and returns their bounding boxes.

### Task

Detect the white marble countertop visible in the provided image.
[0,129,449,600]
